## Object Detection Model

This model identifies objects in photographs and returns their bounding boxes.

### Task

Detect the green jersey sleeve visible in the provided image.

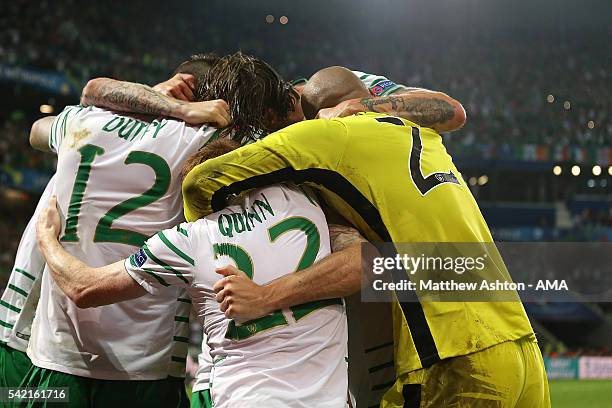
[124,223,195,294]
[352,70,407,96]
[48,105,83,153]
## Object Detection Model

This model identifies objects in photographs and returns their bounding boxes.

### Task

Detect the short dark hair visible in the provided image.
[181,138,240,180]
[198,52,298,142]
[173,53,220,100]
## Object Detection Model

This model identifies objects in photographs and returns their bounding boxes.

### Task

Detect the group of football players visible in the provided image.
[1,52,550,407]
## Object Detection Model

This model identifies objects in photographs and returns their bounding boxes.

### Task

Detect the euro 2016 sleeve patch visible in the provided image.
[129,248,148,267]
[369,79,399,96]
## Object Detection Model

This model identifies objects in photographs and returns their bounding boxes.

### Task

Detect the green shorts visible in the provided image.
[190,390,212,408]
[17,366,189,408]
[0,343,33,389]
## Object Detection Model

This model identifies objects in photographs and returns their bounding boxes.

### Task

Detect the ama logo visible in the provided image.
[131,249,148,267]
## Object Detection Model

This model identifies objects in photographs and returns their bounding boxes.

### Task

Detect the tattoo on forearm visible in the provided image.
[82,80,182,116]
[329,224,367,252]
[360,95,455,128]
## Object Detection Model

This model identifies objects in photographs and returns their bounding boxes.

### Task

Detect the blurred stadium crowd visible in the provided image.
[1,0,610,172]
[0,0,610,362]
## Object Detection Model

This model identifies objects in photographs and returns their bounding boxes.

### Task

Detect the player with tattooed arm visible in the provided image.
[21,53,296,407]
[289,70,466,133]
[182,67,550,408]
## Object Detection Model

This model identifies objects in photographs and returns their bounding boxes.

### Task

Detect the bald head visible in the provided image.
[301,66,371,119]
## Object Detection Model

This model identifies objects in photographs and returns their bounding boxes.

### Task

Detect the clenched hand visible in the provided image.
[213,265,273,320]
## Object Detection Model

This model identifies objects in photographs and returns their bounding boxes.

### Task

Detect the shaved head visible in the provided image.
[301,66,371,119]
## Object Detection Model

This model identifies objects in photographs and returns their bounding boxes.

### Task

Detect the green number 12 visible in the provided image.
[61,144,171,247]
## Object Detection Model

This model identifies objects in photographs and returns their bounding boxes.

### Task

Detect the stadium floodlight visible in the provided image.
[609,166,612,176]
[592,165,601,176]
[468,177,477,186]
[571,165,581,176]
[279,16,289,24]
[546,94,554,103]
[265,15,274,23]
[478,175,489,186]
[587,120,595,129]
[587,179,596,188]
[563,101,571,110]
[552,165,562,176]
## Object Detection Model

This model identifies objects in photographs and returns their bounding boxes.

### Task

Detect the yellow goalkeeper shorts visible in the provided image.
[381,334,550,408]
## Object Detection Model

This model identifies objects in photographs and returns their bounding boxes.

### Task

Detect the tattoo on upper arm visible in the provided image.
[329,224,367,252]
[360,95,455,128]
[83,80,181,116]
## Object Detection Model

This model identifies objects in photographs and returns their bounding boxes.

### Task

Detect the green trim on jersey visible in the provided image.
[177,225,189,237]
[14,268,36,281]
[50,106,83,151]
[7,284,27,297]
[173,336,189,343]
[380,84,404,96]
[171,356,187,363]
[143,245,189,284]
[141,267,171,287]
[225,312,288,340]
[174,316,189,323]
[0,300,21,313]
[177,297,191,304]
[158,231,194,266]
[0,320,14,329]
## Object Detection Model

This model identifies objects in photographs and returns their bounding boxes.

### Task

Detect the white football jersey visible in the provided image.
[193,336,213,393]
[27,105,216,380]
[125,184,348,407]
[0,176,55,351]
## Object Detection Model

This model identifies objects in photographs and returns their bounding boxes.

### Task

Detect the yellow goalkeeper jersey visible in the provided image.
[182,112,534,374]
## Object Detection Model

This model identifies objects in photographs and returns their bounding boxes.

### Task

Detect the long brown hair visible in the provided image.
[198,52,298,142]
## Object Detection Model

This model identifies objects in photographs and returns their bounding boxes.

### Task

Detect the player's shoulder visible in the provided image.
[256,119,347,151]
[277,117,349,137]
[171,220,207,239]
[347,112,418,127]
[340,113,435,139]
[213,183,318,219]
[155,220,213,258]
[61,104,111,118]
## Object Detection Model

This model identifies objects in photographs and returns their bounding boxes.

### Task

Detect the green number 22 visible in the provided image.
[61,143,170,247]
[214,216,342,340]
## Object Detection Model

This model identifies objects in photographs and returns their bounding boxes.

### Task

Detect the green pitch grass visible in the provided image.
[550,380,612,408]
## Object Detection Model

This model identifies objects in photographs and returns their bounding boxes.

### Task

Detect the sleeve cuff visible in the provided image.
[124,260,164,296]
